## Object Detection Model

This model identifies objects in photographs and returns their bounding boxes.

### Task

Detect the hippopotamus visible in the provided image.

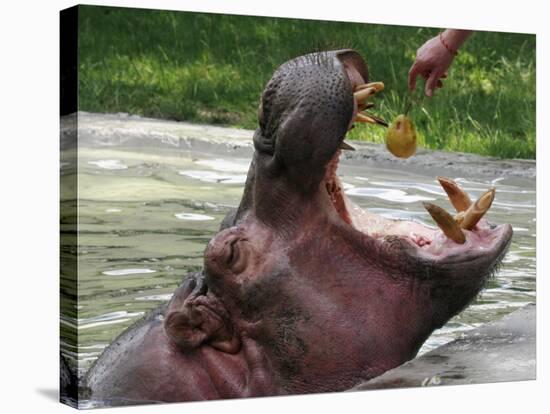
[84,49,512,405]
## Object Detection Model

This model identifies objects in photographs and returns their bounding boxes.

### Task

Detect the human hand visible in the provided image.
[408,35,453,97]
[409,30,472,97]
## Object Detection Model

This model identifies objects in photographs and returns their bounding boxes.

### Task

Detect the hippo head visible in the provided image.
[165,50,513,394]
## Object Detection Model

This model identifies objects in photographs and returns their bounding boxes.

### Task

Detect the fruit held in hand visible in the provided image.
[386,114,417,158]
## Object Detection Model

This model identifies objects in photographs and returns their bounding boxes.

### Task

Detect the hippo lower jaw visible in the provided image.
[323,149,512,274]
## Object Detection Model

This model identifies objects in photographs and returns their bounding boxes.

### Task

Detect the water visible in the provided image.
[60,126,536,383]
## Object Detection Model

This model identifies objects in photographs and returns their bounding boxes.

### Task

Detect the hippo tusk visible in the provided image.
[460,188,496,230]
[355,112,388,127]
[355,113,378,124]
[353,82,385,123]
[361,112,388,127]
[422,202,466,244]
[354,83,384,105]
[354,87,377,103]
[358,102,375,111]
[354,82,385,93]
[437,176,472,212]
[339,141,356,151]
[454,211,465,226]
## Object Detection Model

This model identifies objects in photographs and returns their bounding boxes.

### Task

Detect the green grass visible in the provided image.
[78,6,536,159]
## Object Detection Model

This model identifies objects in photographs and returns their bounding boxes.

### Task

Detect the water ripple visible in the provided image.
[194,158,250,172]
[61,311,144,330]
[88,159,128,170]
[179,170,246,184]
[174,212,215,221]
[135,293,174,301]
[102,268,156,276]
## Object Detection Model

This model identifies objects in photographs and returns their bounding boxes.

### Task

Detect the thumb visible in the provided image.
[425,70,442,97]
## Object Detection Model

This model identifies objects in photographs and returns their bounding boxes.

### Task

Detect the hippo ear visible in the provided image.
[164,277,241,354]
[335,49,369,83]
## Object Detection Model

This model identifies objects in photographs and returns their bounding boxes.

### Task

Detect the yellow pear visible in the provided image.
[386,114,417,158]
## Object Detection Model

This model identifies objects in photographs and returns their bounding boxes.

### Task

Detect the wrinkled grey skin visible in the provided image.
[84,50,512,405]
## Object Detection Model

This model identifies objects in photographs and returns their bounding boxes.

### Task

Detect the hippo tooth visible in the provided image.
[460,188,496,230]
[354,84,370,91]
[354,87,376,103]
[454,211,465,226]
[355,113,377,124]
[367,81,385,91]
[437,176,472,212]
[339,141,356,151]
[358,102,375,111]
[361,112,388,127]
[422,202,466,244]
[354,82,385,92]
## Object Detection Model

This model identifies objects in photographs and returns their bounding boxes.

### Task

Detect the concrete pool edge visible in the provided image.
[62,112,536,180]
[351,303,536,391]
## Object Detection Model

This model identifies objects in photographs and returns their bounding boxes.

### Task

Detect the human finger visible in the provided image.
[425,71,442,97]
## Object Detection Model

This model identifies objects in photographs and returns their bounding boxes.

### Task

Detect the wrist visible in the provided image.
[439,32,458,56]
[441,29,472,52]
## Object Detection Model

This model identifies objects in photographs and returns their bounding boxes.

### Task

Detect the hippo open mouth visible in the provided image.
[324,150,512,269]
